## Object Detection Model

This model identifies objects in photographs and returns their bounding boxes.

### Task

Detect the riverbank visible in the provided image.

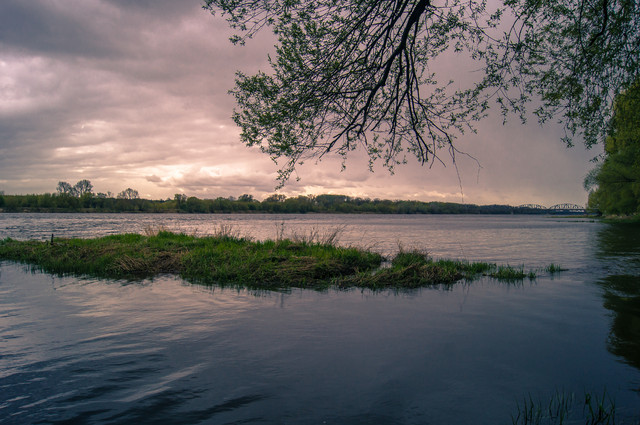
[0,192,583,215]
[0,231,560,289]
[599,214,640,224]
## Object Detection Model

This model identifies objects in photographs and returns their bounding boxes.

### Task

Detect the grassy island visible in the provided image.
[0,231,560,290]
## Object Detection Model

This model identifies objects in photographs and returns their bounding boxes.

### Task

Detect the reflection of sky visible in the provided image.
[0,268,251,380]
[0,0,597,205]
[1,256,639,423]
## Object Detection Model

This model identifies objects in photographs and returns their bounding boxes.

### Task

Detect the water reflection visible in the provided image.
[595,224,640,374]
[3,216,640,423]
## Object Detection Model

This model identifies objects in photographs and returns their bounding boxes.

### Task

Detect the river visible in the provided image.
[0,213,638,424]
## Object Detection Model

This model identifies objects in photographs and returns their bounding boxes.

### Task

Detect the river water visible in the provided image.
[0,213,639,424]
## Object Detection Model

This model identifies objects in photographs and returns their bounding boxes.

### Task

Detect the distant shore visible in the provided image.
[0,209,594,216]
[0,192,591,215]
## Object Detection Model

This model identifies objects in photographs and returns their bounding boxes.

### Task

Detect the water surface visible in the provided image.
[0,214,639,424]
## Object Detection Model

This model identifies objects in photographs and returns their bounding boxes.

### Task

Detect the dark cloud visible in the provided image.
[0,1,122,57]
[104,0,191,15]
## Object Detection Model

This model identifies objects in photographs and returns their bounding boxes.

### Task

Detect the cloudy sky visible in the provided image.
[0,0,599,206]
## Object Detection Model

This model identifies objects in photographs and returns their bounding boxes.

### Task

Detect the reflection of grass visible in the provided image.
[511,390,622,425]
[545,263,567,273]
[490,265,531,280]
[0,233,565,290]
[359,249,564,287]
[338,249,519,289]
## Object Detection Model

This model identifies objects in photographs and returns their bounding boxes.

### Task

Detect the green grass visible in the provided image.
[511,389,625,425]
[544,263,567,273]
[335,249,553,289]
[0,233,565,290]
[489,265,533,280]
[0,232,381,289]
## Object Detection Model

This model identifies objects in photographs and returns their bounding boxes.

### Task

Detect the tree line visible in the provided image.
[0,181,144,212]
[585,79,640,215]
[56,180,140,200]
[0,185,554,215]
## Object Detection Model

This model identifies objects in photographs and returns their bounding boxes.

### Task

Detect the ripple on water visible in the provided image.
[1,216,639,424]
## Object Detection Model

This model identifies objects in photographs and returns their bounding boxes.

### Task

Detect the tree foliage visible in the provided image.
[74,179,93,197]
[57,180,94,197]
[117,188,140,200]
[586,79,640,214]
[57,181,74,196]
[499,0,640,148]
[203,0,640,184]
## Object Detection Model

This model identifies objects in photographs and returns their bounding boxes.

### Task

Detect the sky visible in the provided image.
[0,0,600,207]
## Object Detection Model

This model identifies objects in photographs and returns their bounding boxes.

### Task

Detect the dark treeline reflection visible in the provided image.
[595,224,640,374]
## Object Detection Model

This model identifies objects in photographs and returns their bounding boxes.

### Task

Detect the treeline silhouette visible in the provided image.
[0,191,546,214]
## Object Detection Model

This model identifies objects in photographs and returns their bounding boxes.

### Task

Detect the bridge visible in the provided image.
[515,203,588,214]
[518,204,547,210]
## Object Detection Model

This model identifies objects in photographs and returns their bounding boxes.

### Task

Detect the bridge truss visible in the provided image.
[515,203,587,214]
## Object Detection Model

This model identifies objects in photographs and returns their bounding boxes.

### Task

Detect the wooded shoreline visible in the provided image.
[0,192,584,215]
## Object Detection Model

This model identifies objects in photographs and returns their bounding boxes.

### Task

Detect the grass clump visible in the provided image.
[0,233,381,290]
[334,249,532,289]
[544,263,567,273]
[511,389,621,425]
[0,235,567,290]
[490,265,533,280]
